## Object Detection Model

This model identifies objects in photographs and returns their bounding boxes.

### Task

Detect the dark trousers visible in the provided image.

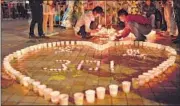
[29,5,43,36]
[77,21,98,38]
[77,25,89,38]
[175,10,180,39]
[128,22,152,41]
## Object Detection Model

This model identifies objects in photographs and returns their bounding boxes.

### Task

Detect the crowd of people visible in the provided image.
[2,0,179,44]
[1,2,30,19]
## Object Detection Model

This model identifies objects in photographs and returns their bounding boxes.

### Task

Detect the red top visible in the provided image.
[120,14,151,38]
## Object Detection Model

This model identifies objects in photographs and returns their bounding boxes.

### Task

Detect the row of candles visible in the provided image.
[131,55,176,89]
[3,41,177,104]
[24,80,131,105]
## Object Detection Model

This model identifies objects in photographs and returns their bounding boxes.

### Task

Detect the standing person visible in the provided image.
[11,4,17,19]
[142,0,156,29]
[74,6,104,39]
[162,0,177,37]
[115,9,152,41]
[17,3,21,19]
[29,0,47,38]
[172,0,180,44]
[43,0,55,34]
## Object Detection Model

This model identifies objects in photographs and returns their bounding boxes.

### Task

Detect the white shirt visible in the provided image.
[74,11,95,33]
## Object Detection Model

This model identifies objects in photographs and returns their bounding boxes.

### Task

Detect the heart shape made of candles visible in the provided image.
[3,41,177,104]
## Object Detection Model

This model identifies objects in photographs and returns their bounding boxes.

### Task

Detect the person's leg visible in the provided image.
[170,13,177,36]
[29,19,36,37]
[38,17,44,36]
[43,14,48,34]
[175,21,180,39]
[128,22,147,41]
[79,25,87,38]
[49,14,54,33]
[149,14,155,29]
[164,5,171,34]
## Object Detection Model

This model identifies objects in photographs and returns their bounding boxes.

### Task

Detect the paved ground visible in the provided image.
[1,19,180,105]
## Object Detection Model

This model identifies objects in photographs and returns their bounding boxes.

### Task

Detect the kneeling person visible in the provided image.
[116,9,152,41]
[74,6,103,39]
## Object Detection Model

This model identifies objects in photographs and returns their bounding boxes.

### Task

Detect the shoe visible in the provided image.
[85,35,93,39]
[39,35,49,39]
[172,38,180,44]
[135,36,146,42]
[29,35,37,39]
[60,26,66,29]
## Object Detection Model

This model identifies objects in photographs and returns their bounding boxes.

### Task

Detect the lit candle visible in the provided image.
[122,81,131,93]
[57,42,60,46]
[76,41,80,45]
[44,88,53,101]
[96,87,106,99]
[109,84,118,97]
[52,42,56,47]
[74,92,84,105]
[48,43,52,48]
[138,75,146,85]
[32,81,41,93]
[85,90,95,103]
[16,51,22,59]
[38,84,47,96]
[61,41,65,46]
[50,91,60,104]
[65,41,69,45]
[71,41,75,45]
[132,78,139,89]
[59,94,69,105]
[143,72,154,79]
[22,77,31,87]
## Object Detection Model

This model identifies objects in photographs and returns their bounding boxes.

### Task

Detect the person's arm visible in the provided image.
[84,14,97,33]
[149,4,156,14]
[116,23,131,40]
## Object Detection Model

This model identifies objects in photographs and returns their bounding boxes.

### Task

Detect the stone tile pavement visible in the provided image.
[1,20,180,105]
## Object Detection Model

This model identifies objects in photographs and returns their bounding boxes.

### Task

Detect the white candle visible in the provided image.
[44,88,53,101]
[32,81,40,93]
[96,87,106,99]
[48,43,52,48]
[65,41,69,45]
[74,92,84,105]
[59,94,69,105]
[16,51,22,59]
[85,90,95,103]
[109,84,118,97]
[43,43,47,48]
[38,84,47,96]
[22,77,30,87]
[138,75,146,84]
[57,42,60,46]
[71,41,75,45]
[52,42,56,47]
[143,73,154,79]
[122,81,131,93]
[51,91,60,104]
